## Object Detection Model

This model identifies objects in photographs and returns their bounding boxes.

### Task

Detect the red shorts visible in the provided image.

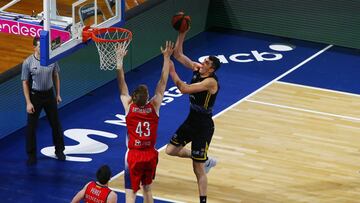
[125,148,158,192]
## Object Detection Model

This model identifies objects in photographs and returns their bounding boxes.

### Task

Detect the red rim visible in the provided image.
[83,27,132,43]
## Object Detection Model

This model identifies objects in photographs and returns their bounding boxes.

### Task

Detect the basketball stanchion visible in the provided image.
[82,26,132,70]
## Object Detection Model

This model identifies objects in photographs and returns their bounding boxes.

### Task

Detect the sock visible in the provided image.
[200,196,207,203]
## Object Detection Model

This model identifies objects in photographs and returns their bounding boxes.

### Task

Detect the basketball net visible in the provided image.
[83,27,132,70]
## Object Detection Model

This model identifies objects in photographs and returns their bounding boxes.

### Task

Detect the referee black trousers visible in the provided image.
[26,89,65,158]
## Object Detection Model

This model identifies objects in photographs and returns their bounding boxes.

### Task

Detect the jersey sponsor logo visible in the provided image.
[198,44,295,64]
[132,107,152,113]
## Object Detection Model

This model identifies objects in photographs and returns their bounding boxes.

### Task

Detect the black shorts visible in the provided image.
[170,110,214,162]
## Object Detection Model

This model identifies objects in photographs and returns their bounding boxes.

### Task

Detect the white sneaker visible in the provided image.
[204,157,217,173]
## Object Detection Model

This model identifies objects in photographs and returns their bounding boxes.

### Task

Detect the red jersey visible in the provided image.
[126,102,159,149]
[84,181,112,203]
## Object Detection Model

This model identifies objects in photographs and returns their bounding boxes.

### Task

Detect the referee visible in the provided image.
[21,37,66,165]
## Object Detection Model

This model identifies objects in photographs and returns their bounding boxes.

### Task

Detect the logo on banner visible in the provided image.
[0,18,70,41]
[198,44,295,63]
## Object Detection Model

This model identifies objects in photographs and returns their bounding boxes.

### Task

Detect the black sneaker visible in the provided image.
[26,156,37,166]
[55,151,66,161]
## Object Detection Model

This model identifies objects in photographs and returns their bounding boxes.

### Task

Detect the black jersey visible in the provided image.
[189,71,219,114]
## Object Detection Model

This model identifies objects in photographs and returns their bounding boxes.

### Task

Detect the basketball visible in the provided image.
[171,12,191,33]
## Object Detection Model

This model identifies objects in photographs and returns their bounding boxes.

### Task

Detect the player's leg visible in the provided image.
[142,184,153,203]
[165,143,190,157]
[191,143,208,199]
[191,116,215,202]
[26,92,43,164]
[142,150,158,203]
[125,151,140,203]
[202,117,217,174]
[43,91,65,160]
[165,116,194,158]
[192,160,207,198]
[125,189,136,203]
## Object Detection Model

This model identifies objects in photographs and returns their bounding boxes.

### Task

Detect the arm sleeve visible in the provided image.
[54,62,60,73]
[21,58,30,81]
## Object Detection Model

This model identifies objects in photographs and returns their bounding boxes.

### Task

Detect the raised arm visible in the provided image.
[116,43,132,114]
[173,28,200,71]
[150,41,175,114]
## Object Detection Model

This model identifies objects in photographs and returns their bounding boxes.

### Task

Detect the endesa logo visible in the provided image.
[198,44,295,63]
[0,20,41,37]
[0,18,71,41]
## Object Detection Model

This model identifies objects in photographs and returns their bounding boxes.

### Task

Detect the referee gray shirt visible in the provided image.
[21,55,60,91]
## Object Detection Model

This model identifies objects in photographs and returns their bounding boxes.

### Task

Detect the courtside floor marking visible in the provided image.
[110,187,186,203]
[277,81,360,97]
[110,44,333,200]
[213,44,333,119]
[246,99,360,122]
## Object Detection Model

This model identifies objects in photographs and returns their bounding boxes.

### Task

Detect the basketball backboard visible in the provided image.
[40,0,124,65]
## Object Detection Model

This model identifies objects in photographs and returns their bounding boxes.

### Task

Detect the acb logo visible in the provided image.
[198,44,295,63]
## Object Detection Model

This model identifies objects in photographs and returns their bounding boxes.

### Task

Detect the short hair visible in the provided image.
[208,56,221,72]
[96,165,111,185]
[132,84,149,106]
[33,36,40,46]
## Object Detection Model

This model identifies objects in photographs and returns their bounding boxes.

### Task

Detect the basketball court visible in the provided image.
[0,1,360,203]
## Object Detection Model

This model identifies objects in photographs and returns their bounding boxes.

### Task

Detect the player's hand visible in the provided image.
[116,42,128,68]
[179,26,191,35]
[161,41,174,58]
[185,25,191,33]
[56,95,62,104]
[26,103,35,114]
[193,62,203,71]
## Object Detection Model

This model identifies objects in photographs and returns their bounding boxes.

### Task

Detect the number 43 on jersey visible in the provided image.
[136,121,150,137]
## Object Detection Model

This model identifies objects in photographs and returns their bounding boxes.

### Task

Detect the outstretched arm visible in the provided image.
[151,41,175,114]
[173,28,200,71]
[116,43,132,114]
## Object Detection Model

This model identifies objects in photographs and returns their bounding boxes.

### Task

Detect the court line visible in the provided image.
[109,187,186,203]
[110,44,333,201]
[213,44,333,119]
[246,99,360,122]
[277,81,360,97]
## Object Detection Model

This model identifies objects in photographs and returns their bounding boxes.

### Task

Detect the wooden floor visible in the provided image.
[0,0,146,74]
[109,81,360,203]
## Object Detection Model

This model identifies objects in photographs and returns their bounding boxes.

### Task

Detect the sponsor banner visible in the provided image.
[0,18,70,42]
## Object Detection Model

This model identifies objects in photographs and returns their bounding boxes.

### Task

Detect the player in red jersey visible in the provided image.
[71,165,117,203]
[116,41,174,203]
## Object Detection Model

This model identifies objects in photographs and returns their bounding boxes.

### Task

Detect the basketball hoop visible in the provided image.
[83,26,132,70]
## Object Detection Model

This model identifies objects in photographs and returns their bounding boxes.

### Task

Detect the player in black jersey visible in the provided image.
[165,27,221,203]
